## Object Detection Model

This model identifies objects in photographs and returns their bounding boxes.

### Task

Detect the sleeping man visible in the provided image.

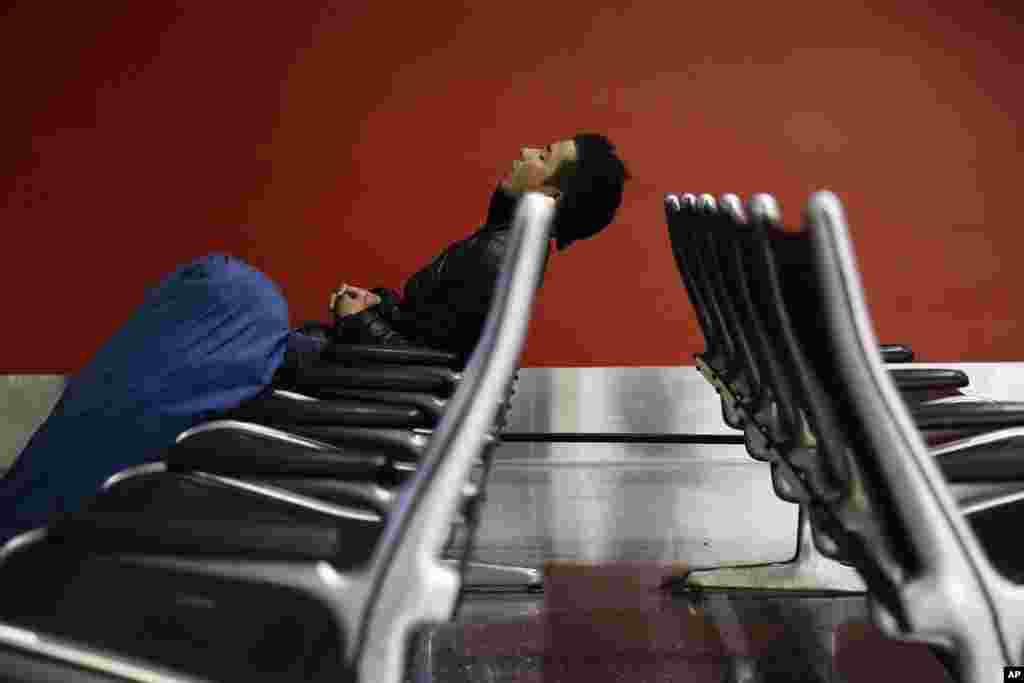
[316,133,629,359]
[0,133,628,544]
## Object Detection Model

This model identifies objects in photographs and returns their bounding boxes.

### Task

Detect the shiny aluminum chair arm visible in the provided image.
[223,389,431,428]
[305,388,448,424]
[0,620,209,683]
[168,421,401,482]
[176,419,430,465]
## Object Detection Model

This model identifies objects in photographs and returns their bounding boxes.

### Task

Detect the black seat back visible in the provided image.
[743,200,864,504]
[725,197,802,444]
[665,195,720,367]
[714,195,828,500]
[698,196,764,405]
[0,543,346,683]
[665,194,734,375]
[772,191,1010,677]
[666,194,751,430]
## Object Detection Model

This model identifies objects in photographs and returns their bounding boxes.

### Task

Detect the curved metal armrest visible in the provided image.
[292,363,461,396]
[310,389,447,424]
[255,478,396,516]
[911,401,1024,430]
[0,619,207,683]
[889,367,969,391]
[879,344,914,362]
[323,343,461,369]
[257,477,481,520]
[171,422,394,480]
[225,390,428,428]
[283,425,430,462]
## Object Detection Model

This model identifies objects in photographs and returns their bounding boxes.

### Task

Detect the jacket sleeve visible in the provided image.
[370,288,404,322]
[334,307,414,346]
[287,329,330,354]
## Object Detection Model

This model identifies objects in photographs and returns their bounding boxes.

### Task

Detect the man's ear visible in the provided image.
[540,184,562,202]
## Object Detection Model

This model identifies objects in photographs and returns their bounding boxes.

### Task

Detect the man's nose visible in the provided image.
[520,147,537,161]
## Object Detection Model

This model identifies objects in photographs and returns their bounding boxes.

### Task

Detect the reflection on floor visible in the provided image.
[409,562,953,683]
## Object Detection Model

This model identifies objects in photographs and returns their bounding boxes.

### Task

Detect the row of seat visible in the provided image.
[0,193,558,683]
[664,191,1024,681]
[2,186,1017,681]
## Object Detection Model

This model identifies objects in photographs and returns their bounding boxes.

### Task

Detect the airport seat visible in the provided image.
[663,191,1024,593]
[0,192,556,683]
[162,351,533,590]
[735,190,1023,680]
[276,353,462,397]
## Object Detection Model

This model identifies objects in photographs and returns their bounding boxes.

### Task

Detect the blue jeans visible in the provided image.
[0,254,291,544]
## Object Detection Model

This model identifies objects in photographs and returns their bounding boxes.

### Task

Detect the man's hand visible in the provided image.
[331,284,382,319]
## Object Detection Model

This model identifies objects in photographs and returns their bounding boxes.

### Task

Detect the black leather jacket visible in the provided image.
[335,187,543,357]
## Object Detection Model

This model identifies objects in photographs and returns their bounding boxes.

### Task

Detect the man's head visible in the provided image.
[499,133,629,250]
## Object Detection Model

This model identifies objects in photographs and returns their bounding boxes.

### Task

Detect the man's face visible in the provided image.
[500,139,578,197]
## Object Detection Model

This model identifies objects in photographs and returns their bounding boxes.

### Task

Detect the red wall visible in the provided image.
[3,0,1023,371]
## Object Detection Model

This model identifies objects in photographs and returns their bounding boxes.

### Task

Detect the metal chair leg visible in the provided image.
[446,560,542,592]
[664,507,866,593]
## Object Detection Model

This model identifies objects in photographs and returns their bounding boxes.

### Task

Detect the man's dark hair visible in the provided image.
[552,133,630,250]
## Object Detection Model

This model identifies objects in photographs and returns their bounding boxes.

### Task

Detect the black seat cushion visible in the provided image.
[966,496,1024,583]
[0,542,353,683]
[888,368,969,391]
[54,472,383,567]
[911,402,1024,430]
[53,512,352,563]
[292,362,459,396]
[322,342,461,369]
[879,344,914,362]
[935,435,1024,482]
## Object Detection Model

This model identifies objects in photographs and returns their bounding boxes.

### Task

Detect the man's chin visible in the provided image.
[497,180,520,196]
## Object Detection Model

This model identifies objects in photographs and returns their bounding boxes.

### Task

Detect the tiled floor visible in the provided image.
[410,563,955,683]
